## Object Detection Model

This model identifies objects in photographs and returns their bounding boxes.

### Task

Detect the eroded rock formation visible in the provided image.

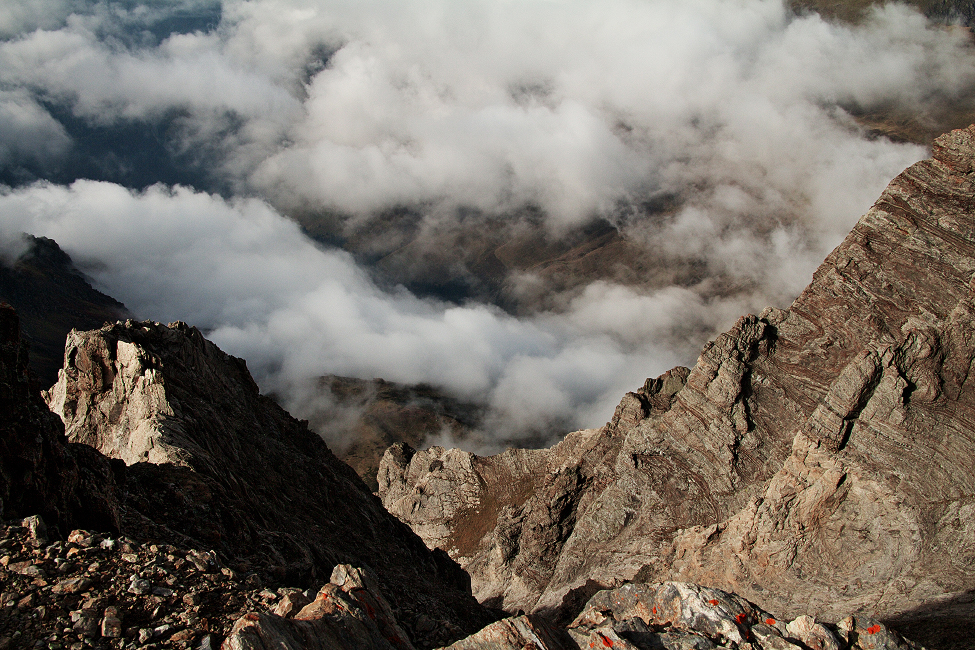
[0,310,496,646]
[378,126,975,649]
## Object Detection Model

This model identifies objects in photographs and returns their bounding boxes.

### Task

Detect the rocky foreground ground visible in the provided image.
[0,511,927,650]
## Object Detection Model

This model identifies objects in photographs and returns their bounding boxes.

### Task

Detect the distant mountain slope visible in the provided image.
[378,124,975,650]
[0,235,129,387]
[791,0,975,25]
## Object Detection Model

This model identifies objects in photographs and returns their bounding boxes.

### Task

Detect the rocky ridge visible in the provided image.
[378,125,975,650]
[0,307,932,650]
[0,283,939,649]
[0,303,494,648]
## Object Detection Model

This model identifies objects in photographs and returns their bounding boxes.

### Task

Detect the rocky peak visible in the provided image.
[47,319,260,469]
[377,125,975,650]
[2,312,494,645]
[0,235,129,387]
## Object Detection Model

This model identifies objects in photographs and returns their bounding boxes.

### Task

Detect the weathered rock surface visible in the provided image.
[0,304,121,535]
[38,318,493,644]
[378,125,975,650]
[563,582,923,650]
[222,564,416,650]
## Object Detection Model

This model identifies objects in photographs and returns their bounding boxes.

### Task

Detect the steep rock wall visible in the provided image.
[378,125,975,645]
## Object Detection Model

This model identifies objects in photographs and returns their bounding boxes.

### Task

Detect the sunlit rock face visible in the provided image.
[378,125,975,649]
[42,318,494,643]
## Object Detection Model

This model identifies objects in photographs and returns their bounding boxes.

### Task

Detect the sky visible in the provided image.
[1,0,973,451]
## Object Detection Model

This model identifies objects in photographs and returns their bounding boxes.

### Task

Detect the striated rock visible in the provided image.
[379,425,620,612]
[564,582,923,650]
[378,125,975,650]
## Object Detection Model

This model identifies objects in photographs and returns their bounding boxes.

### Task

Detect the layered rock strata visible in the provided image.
[379,125,975,649]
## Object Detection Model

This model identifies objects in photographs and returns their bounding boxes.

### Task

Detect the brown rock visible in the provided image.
[378,124,975,650]
[273,592,311,618]
[52,577,91,594]
[438,614,575,650]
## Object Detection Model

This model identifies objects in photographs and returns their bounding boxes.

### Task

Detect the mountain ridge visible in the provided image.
[377,125,975,650]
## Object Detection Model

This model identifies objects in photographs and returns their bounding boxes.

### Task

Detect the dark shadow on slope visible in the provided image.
[883,589,975,650]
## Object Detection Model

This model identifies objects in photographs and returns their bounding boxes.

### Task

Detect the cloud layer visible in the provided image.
[0,180,699,447]
[1,0,973,449]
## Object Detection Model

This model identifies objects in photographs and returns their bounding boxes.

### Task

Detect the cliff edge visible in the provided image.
[378,125,975,649]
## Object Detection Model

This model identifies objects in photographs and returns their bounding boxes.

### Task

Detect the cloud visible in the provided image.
[0,0,973,450]
[0,89,72,168]
[0,181,700,446]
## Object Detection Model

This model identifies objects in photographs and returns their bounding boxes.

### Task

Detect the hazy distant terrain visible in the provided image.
[2,0,974,451]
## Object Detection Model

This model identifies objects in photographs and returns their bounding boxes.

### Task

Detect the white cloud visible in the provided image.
[0,181,695,445]
[0,0,972,448]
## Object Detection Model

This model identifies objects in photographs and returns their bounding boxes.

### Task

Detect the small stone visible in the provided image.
[52,578,91,594]
[128,579,152,595]
[22,516,48,545]
[415,614,437,634]
[272,592,311,618]
[101,607,122,638]
[169,630,195,643]
[182,593,201,607]
[121,554,139,564]
[151,586,173,597]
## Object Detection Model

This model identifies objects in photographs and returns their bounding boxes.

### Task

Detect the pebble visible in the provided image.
[0,517,280,648]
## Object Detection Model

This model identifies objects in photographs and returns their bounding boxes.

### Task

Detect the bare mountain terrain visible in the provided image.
[0,236,129,387]
[378,125,975,650]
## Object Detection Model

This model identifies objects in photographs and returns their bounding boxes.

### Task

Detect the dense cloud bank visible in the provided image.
[1,0,973,447]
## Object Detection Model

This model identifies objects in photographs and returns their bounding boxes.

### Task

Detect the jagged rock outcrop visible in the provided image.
[222,564,415,650]
[39,318,495,645]
[378,125,975,650]
[0,304,121,535]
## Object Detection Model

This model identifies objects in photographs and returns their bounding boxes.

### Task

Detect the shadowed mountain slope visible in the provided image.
[0,235,129,387]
